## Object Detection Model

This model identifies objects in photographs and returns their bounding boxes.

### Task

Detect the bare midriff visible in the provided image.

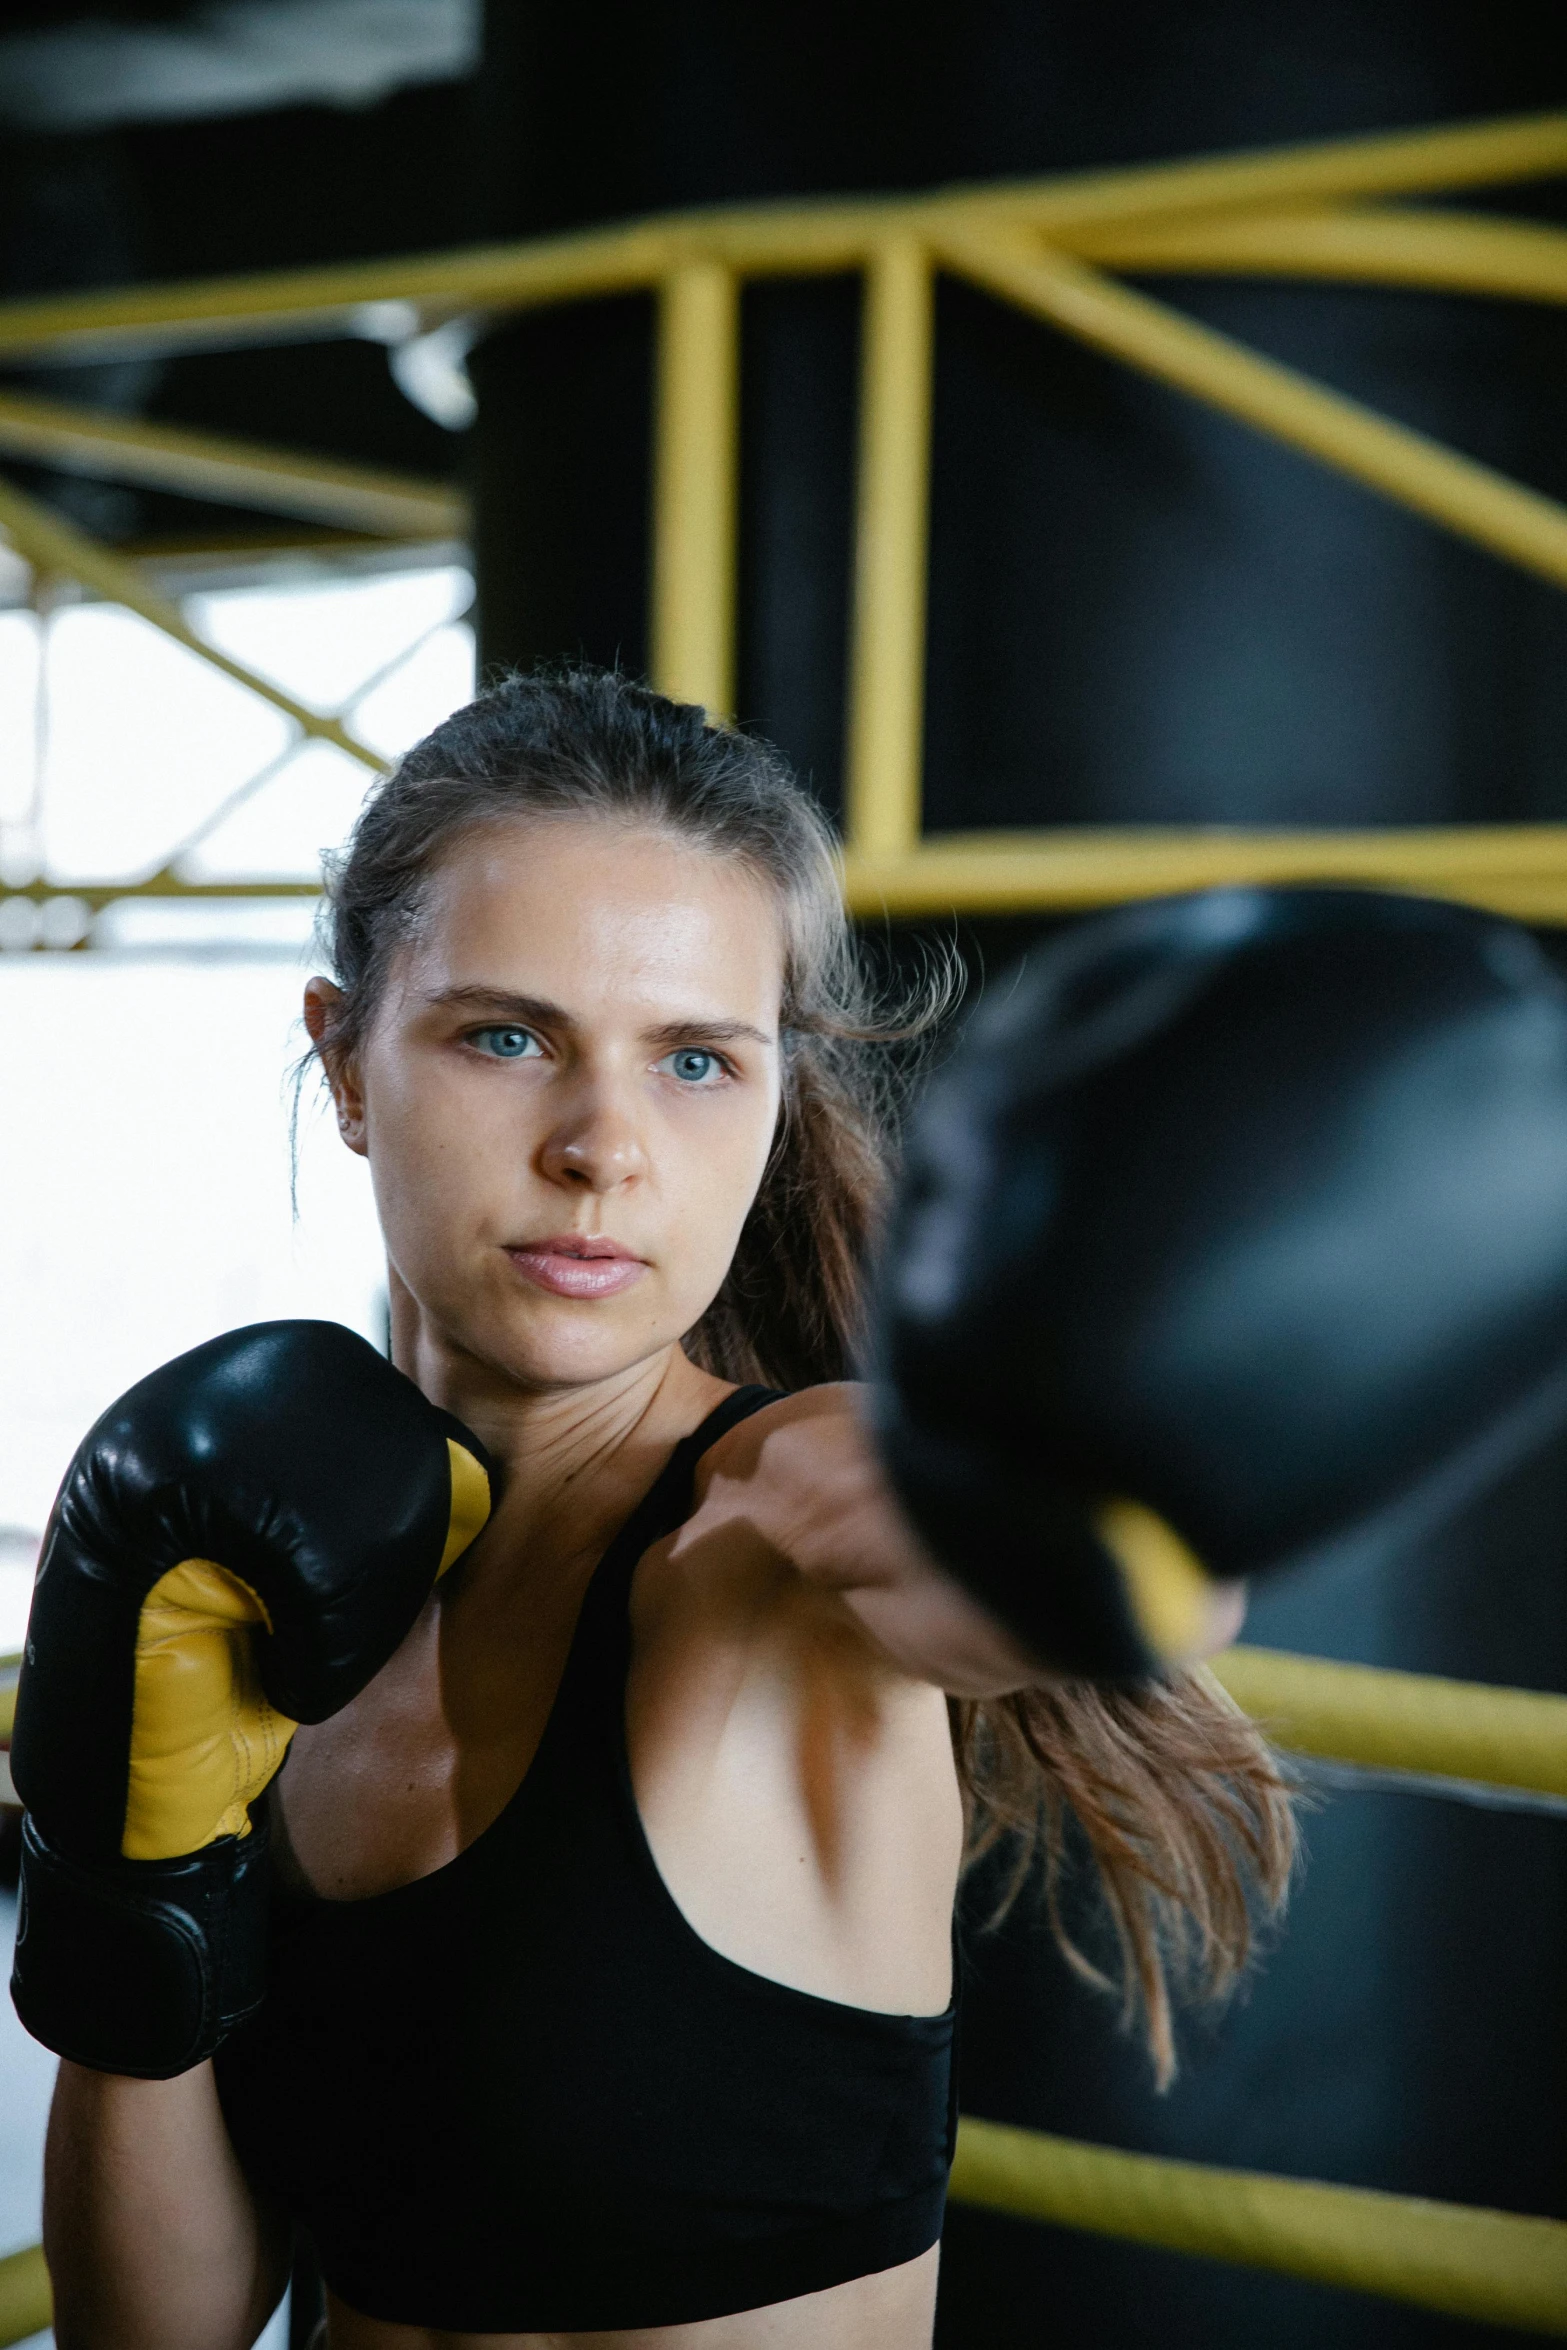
[322,2243,942,2350]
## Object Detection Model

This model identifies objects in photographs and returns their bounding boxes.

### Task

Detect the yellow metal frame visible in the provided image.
[6,108,1567,920]
[0,472,384,773]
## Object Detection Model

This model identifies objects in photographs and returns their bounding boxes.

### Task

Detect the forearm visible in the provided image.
[44,2060,286,2350]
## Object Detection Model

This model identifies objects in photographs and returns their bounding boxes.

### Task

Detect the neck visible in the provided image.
[387,1267,730,1568]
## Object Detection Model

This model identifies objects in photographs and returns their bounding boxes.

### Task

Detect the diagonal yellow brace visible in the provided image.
[0,389,466,539]
[936,227,1567,595]
[0,472,386,773]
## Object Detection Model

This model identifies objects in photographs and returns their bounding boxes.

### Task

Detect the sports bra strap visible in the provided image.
[677,1383,786,1467]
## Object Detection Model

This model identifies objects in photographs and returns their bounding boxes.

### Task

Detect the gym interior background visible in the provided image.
[1,4,1566,2346]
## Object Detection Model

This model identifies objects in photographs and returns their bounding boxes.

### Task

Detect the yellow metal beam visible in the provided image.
[0,473,386,772]
[14,820,1567,925]
[949,2120,1567,2335]
[1070,203,1567,304]
[1005,106,1567,237]
[839,825,1567,922]
[0,389,466,538]
[2,881,319,911]
[650,263,739,716]
[0,225,685,367]
[937,229,1567,598]
[846,239,934,861]
[0,111,1561,366]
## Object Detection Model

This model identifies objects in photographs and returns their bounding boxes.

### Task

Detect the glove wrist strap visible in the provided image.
[10,1811,270,2078]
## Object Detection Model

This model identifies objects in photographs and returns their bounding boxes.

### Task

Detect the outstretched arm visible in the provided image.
[45,2061,286,2350]
[686,1385,1245,1695]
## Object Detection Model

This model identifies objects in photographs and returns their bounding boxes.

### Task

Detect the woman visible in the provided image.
[45,669,1291,2350]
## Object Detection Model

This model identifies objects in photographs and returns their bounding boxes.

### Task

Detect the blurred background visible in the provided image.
[0,5,1566,2347]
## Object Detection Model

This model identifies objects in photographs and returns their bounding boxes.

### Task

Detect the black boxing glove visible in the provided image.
[872,887,1567,1678]
[9,1320,491,2078]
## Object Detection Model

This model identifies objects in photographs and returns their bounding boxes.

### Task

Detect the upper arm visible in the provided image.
[628,1476,964,2011]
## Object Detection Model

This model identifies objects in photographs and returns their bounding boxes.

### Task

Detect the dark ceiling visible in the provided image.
[0,1,479,546]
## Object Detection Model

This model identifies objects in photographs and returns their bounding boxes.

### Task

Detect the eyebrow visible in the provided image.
[424,985,775,1049]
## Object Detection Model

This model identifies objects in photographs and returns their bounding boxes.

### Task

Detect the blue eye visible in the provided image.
[472,1026,541,1060]
[662,1047,723,1085]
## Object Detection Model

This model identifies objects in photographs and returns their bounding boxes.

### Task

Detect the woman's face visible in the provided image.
[318,817,785,1392]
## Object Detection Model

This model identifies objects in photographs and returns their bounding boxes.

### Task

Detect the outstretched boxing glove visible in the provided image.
[10,1320,491,2078]
[872,887,1567,1678]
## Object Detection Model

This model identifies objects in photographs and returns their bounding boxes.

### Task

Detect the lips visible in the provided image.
[505,1234,648,1300]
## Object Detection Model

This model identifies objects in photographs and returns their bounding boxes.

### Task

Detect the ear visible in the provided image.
[304,977,369,1157]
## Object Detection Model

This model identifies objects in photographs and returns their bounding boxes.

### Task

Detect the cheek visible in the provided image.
[666,1089,779,1256]
[357,1041,497,1247]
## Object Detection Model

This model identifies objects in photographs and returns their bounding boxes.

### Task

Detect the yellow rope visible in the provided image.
[1214,1646,1567,1798]
[3,1634,1565,2336]
[950,2120,1567,2334]
[7,1645,1567,1798]
[0,2246,49,2350]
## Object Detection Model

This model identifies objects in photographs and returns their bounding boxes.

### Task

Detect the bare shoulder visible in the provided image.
[652,1380,1051,1700]
[633,1383,905,1672]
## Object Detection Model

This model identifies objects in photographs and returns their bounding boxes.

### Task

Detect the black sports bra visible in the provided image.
[215,1387,958,2333]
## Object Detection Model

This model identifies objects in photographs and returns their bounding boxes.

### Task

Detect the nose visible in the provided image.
[537,1078,648,1194]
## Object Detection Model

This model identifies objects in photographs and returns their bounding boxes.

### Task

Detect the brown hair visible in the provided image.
[311,664,1295,2083]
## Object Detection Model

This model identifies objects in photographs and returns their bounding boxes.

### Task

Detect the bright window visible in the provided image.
[0,560,477,1645]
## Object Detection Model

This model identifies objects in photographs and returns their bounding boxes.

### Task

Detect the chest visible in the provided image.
[275,1551,595,1900]
[272,1528,962,2023]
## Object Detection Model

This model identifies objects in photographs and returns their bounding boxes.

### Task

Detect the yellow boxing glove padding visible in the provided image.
[1094,1496,1214,1665]
[440,1437,492,1574]
[123,1559,297,1862]
[122,1438,490,1861]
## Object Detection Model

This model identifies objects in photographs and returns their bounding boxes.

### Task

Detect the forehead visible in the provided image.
[402,816,785,1025]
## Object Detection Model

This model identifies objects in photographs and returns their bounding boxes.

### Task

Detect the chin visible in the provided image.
[455,1296,680,1393]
